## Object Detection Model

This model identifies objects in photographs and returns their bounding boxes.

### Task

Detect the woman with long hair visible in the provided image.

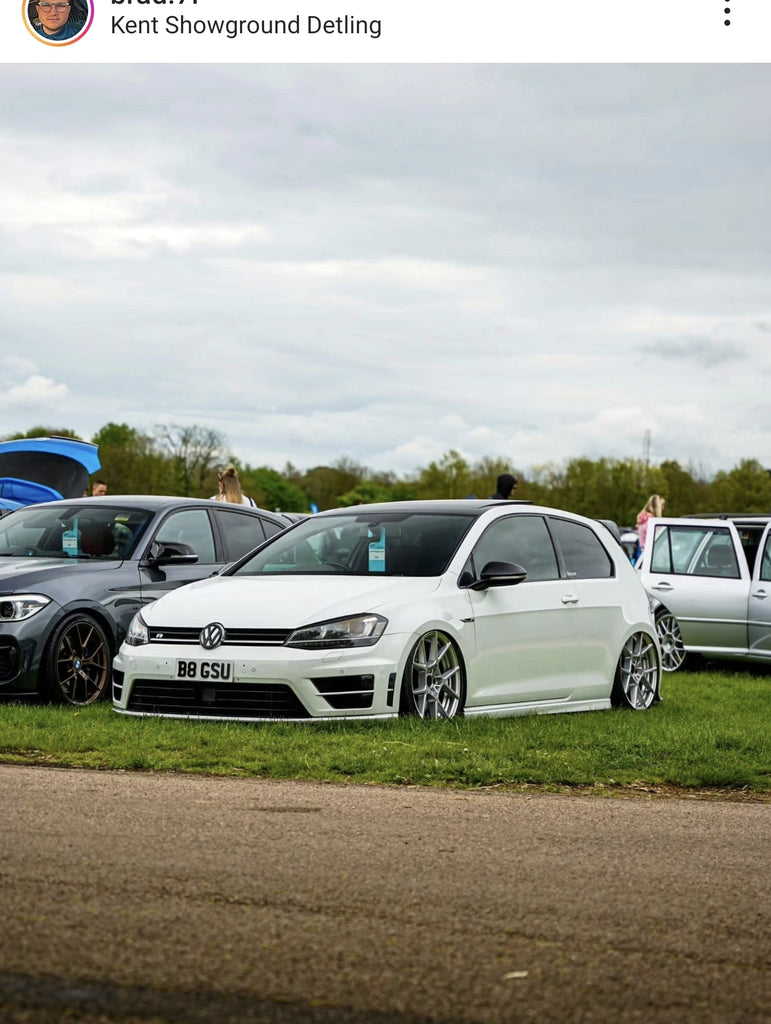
[210,465,256,507]
[636,494,666,552]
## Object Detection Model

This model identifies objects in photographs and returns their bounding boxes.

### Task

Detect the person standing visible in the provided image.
[489,473,518,500]
[91,480,107,496]
[210,465,256,507]
[636,494,666,551]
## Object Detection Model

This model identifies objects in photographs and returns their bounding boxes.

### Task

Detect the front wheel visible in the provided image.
[611,631,659,710]
[39,614,112,706]
[655,610,688,672]
[400,630,466,720]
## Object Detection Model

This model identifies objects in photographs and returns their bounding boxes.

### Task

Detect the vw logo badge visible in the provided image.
[200,622,225,650]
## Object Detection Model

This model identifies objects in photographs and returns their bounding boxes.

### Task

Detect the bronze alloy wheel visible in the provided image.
[41,614,111,706]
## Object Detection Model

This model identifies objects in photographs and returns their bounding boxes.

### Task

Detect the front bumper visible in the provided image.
[0,603,62,694]
[113,636,409,721]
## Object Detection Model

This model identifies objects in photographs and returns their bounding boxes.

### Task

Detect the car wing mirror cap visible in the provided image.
[468,560,528,591]
[148,541,199,565]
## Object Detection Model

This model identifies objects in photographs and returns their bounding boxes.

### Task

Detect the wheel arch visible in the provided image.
[54,601,119,657]
[395,620,470,717]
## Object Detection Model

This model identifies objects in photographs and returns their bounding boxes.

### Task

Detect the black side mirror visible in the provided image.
[468,560,528,591]
[148,541,199,566]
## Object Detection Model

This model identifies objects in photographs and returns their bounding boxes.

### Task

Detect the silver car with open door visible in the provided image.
[637,514,771,671]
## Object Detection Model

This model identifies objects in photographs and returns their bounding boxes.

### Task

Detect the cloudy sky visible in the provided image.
[2,64,770,479]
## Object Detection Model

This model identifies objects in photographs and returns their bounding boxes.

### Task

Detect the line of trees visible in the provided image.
[6,423,771,525]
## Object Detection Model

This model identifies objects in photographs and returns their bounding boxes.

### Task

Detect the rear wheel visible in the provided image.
[655,610,688,672]
[400,630,465,720]
[39,614,112,706]
[611,631,659,710]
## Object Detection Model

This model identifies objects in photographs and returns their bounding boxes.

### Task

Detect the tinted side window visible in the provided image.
[548,517,613,579]
[154,509,216,564]
[213,508,267,562]
[470,515,559,581]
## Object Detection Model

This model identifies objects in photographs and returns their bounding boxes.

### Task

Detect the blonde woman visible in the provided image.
[210,465,256,507]
[636,494,666,551]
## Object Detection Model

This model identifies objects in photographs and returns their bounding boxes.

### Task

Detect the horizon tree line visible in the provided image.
[5,422,771,526]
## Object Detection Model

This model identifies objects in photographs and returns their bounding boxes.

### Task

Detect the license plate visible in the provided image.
[176,660,233,681]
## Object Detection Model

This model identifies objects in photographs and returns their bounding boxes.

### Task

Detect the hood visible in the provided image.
[141,574,442,629]
[0,437,100,506]
[0,557,119,591]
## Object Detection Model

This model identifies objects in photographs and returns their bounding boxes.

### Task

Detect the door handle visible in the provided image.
[561,594,579,605]
[650,582,674,591]
[752,589,768,599]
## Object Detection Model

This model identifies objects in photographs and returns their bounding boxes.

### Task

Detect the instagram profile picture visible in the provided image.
[24,0,93,45]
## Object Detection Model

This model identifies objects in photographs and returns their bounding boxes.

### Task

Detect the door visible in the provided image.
[641,520,749,653]
[138,508,226,606]
[748,523,771,657]
[465,514,582,707]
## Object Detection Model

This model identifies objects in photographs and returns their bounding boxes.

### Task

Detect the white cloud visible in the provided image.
[2,375,70,408]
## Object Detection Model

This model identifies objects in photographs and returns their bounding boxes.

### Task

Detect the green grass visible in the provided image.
[0,666,768,796]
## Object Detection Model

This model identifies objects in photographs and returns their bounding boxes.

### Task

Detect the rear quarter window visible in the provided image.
[547,517,613,579]
[212,508,268,562]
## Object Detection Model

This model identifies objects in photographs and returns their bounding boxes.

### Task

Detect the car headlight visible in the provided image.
[124,612,149,646]
[0,594,52,621]
[285,613,387,649]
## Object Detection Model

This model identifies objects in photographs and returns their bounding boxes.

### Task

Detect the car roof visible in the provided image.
[315,499,535,517]
[680,513,771,525]
[7,495,288,522]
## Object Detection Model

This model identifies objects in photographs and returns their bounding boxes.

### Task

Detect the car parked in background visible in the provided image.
[114,499,661,723]
[637,513,771,671]
[0,496,291,705]
[0,436,100,515]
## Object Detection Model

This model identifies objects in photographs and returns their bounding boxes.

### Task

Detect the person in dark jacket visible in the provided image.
[490,473,518,500]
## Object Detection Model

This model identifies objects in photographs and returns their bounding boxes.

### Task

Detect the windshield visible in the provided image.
[0,504,154,560]
[232,511,476,577]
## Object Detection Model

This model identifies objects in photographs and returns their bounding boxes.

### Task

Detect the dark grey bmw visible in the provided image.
[0,496,290,705]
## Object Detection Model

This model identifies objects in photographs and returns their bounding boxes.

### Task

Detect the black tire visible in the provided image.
[611,631,659,710]
[400,630,466,720]
[655,609,689,672]
[39,614,112,706]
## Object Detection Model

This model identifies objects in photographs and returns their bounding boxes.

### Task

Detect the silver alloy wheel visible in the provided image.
[403,630,464,720]
[656,611,687,672]
[614,632,659,710]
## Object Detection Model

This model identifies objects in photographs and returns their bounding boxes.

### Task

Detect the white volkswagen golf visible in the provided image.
[112,500,661,722]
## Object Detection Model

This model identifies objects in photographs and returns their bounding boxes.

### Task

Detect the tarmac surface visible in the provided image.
[0,764,769,1024]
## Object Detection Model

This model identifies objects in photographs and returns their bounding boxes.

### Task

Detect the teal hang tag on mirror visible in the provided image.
[368,527,385,572]
[62,517,79,557]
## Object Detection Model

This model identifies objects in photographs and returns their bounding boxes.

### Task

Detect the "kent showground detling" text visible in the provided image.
[112,14,383,39]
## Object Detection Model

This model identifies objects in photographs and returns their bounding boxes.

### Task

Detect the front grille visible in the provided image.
[147,627,291,646]
[311,675,374,710]
[126,680,311,719]
[0,640,19,683]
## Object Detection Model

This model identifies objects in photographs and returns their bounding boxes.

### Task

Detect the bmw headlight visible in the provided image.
[285,613,387,649]
[124,612,149,647]
[0,594,51,621]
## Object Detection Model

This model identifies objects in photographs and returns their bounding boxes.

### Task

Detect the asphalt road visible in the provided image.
[1,765,768,1024]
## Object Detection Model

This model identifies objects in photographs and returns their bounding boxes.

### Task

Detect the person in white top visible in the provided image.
[210,465,256,506]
